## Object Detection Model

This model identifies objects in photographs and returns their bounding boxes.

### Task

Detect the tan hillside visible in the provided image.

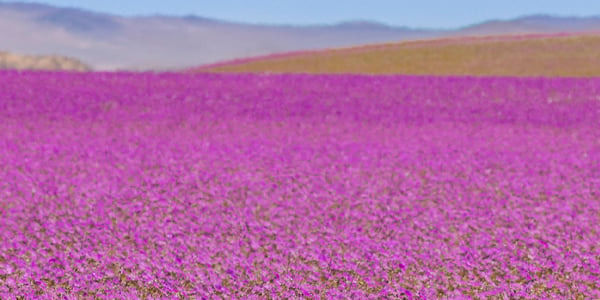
[0,51,91,71]
[196,33,600,77]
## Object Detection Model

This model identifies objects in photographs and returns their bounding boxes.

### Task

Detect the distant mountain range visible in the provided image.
[1,1,600,71]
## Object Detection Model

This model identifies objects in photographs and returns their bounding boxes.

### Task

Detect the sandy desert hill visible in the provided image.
[195,33,600,77]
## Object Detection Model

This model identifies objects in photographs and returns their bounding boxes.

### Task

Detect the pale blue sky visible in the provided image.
[11,0,600,29]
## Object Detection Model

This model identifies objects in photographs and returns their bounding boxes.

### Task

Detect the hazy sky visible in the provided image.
[12,0,600,29]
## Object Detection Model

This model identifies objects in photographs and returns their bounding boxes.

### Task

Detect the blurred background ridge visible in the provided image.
[1,1,600,71]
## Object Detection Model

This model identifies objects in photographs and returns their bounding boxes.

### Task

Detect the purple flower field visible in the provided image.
[1,71,600,299]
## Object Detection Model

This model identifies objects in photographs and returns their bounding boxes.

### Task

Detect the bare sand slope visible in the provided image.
[196,33,600,77]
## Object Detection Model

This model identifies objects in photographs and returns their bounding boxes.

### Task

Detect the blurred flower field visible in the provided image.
[1,71,600,298]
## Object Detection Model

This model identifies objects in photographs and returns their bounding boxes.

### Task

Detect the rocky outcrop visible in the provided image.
[0,51,91,71]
